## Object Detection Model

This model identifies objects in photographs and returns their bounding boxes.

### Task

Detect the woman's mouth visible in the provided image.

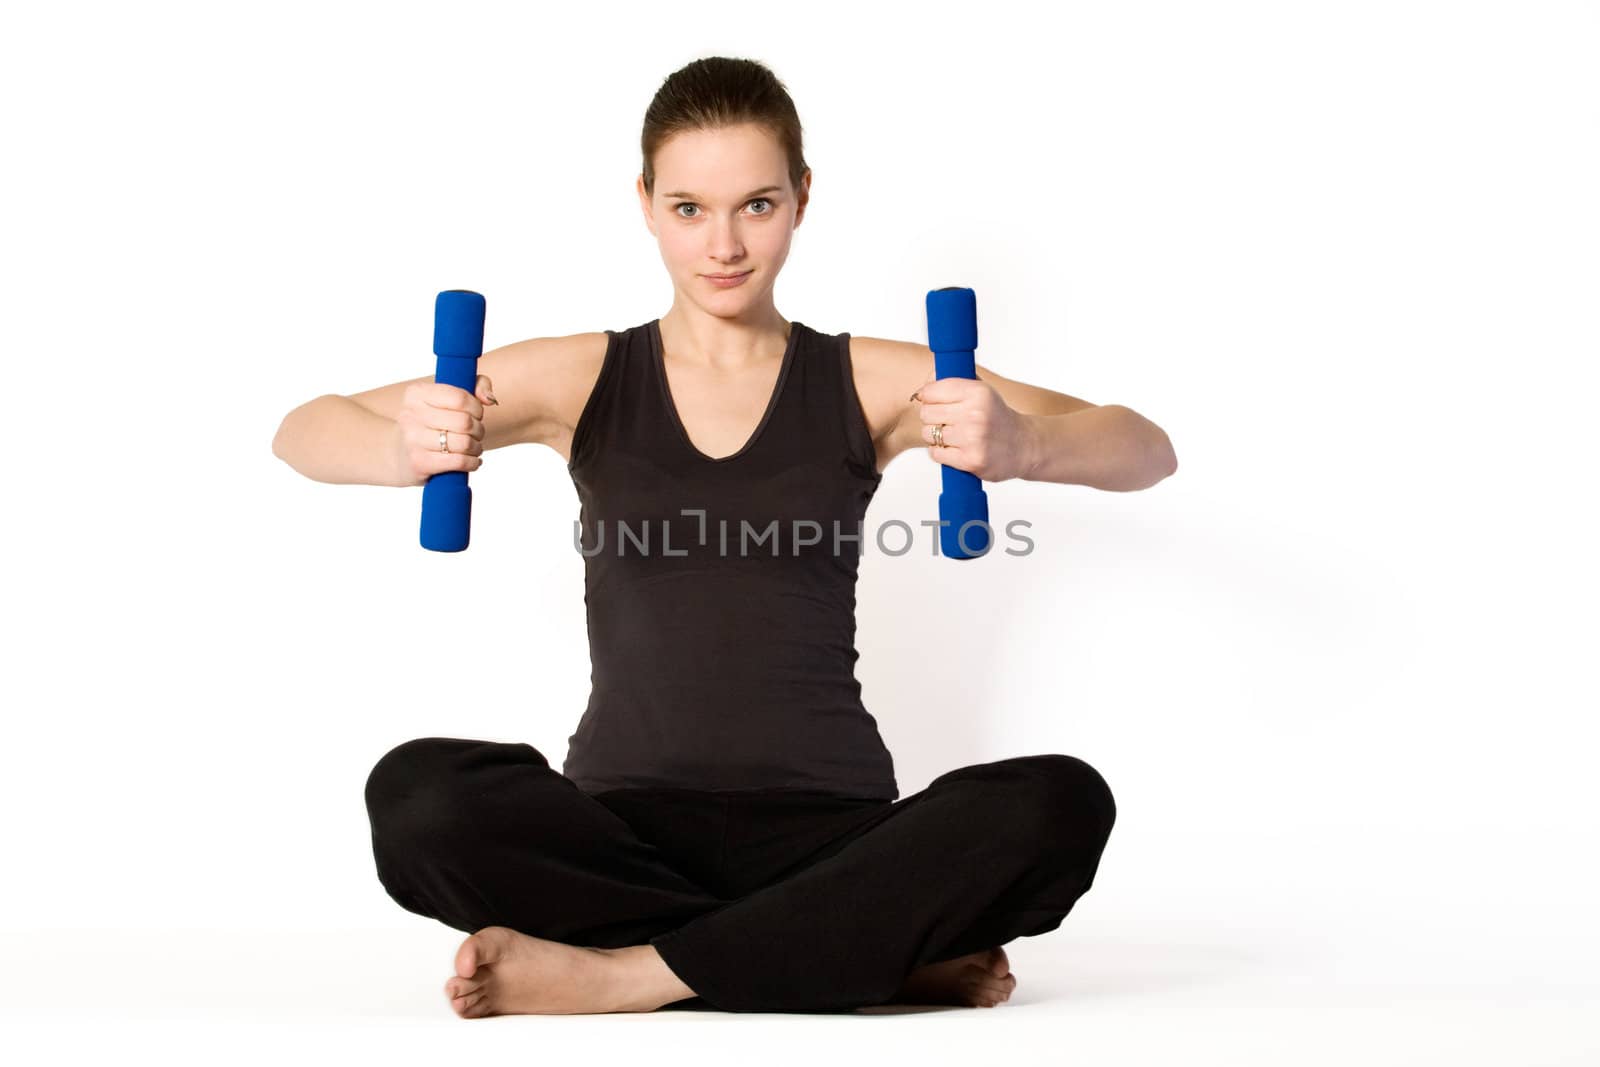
[703,270,752,288]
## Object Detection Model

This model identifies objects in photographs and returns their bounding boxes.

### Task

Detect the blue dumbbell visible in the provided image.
[925,287,992,559]
[419,289,485,553]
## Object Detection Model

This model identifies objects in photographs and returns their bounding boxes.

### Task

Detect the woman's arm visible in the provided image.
[1015,404,1177,490]
[855,335,1176,488]
[272,392,414,486]
[271,334,595,486]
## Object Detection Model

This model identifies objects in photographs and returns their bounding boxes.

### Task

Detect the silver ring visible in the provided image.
[438,429,449,453]
[932,423,945,448]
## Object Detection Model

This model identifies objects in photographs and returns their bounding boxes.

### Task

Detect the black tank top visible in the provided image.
[562,317,899,800]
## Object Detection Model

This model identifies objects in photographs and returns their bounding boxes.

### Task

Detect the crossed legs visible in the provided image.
[364,738,1115,1015]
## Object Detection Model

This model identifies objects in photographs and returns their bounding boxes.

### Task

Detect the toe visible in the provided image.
[444,976,481,999]
[454,936,482,979]
[456,926,511,978]
[975,971,1015,1001]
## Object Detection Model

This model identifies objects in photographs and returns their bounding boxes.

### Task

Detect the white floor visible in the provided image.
[1,910,1594,1066]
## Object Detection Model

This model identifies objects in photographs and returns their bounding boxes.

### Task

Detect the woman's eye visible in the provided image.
[674,199,773,219]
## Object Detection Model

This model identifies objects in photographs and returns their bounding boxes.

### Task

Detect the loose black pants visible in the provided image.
[363,737,1116,1014]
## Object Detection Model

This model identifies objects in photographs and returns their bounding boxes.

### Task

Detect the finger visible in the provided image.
[418,447,484,475]
[444,428,483,455]
[409,422,482,457]
[476,374,498,406]
[416,402,476,437]
[914,375,985,405]
[425,380,484,420]
[909,373,944,401]
[927,441,973,471]
[917,399,963,422]
[921,422,961,448]
[429,412,481,443]
[412,419,473,454]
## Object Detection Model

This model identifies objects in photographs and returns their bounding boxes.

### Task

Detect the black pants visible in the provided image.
[363,737,1116,1014]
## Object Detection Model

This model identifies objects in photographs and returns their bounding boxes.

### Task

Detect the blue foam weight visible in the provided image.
[925,287,992,559]
[419,289,485,552]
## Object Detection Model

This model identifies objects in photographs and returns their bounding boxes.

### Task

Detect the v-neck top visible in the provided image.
[651,317,798,462]
[563,317,898,799]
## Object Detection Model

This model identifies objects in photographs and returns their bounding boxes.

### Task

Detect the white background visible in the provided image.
[2,0,1595,1061]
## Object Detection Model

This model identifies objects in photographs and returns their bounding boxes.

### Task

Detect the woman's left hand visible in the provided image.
[910,375,1036,482]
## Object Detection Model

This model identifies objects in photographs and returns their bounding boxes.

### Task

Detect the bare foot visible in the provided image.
[443,926,676,1018]
[892,946,1017,1007]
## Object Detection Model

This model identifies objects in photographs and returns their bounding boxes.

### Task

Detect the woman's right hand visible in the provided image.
[391,375,499,487]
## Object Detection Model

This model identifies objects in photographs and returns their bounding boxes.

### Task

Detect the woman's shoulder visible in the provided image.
[839,332,930,398]
[503,329,613,461]
[835,332,932,463]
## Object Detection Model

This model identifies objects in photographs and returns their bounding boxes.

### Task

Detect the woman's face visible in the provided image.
[638,123,809,315]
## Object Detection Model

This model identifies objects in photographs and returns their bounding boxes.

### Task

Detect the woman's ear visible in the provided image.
[636,174,656,237]
[793,170,811,228]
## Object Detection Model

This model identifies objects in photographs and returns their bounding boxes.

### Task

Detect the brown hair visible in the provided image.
[640,56,808,200]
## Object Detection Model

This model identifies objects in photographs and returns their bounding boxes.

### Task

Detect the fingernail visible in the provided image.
[909,390,920,402]
[486,392,498,404]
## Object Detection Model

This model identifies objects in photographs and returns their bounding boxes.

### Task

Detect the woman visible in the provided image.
[273,56,1176,1018]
